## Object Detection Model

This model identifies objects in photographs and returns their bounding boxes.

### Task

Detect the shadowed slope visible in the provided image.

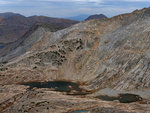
[0,13,78,44]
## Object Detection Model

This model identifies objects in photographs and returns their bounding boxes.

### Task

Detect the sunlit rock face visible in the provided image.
[0,7,150,113]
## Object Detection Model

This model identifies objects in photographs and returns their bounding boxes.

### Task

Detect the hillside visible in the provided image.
[0,12,22,18]
[0,8,150,113]
[0,17,3,21]
[0,22,65,60]
[0,13,78,44]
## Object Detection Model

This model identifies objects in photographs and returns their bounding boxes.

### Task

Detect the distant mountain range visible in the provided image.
[0,8,150,113]
[0,12,23,18]
[66,14,90,21]
[0,12,107,48]
[66,14,107,21]
[85,14,107,21]
[0,12,78,46]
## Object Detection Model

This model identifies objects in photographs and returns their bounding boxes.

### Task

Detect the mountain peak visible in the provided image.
[0,12,24,18]
[85,14,107,21]
[0,7,150,113]
[132,7,150,17]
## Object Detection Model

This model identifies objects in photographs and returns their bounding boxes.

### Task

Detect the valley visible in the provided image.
[0,7,150,113]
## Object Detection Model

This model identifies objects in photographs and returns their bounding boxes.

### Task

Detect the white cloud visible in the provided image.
[0,1,12,5]
[123,0,150,2]
[1,0,150,5]
[0,0,25,5]
[39,0,150,2]
[38,0,103,2]
[0,0,149,17]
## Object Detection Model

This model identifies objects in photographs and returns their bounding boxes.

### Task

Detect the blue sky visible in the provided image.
[0,0,150,18]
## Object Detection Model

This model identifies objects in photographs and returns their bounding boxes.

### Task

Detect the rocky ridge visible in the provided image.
[0,13,78,44]
[0,8,150,112]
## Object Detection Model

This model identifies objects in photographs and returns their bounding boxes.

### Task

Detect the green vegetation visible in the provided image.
[0,67,8,71]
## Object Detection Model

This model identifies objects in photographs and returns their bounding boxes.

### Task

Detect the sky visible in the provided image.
[0,0,150,18]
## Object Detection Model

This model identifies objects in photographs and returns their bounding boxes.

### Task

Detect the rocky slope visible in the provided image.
[0,22,66,60]
[0,13,78,44]
[0,17,3,21]
[0,8,150,112]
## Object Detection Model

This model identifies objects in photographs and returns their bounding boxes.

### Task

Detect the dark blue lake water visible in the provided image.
[23,81,90,95]
[0,46,4,49]
[96,94,142,103]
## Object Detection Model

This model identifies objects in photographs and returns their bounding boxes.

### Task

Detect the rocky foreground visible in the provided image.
[0,7,150,113]
[0,85,150,113]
